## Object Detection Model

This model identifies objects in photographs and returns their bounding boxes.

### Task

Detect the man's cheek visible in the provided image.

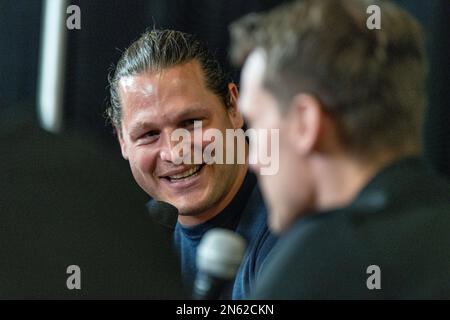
[133,148,158,174]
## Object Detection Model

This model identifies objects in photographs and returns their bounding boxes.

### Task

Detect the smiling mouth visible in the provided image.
[162,164,206,182]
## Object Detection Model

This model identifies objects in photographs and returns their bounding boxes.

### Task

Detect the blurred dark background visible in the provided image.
[0,0,449,174]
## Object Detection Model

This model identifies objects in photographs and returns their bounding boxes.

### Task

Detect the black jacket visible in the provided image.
[254,157,450,299]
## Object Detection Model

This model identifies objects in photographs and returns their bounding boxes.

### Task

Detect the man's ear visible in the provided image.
[227,83,245,129]
[286,94,323,156]
[116,126,129,160]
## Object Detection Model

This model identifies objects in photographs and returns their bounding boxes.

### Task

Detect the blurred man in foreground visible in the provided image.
[230,0,450,298]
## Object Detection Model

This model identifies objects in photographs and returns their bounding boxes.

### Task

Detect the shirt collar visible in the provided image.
[176,171,257,239]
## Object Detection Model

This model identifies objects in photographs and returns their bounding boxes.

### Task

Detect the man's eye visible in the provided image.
[180,118,201,129]
[140,131,160,142]
[145,130,159,137]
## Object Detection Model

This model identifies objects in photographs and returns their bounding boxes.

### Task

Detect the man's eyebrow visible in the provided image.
[129,121,157,135]
[175,105,209,120]
[128,105,209,134]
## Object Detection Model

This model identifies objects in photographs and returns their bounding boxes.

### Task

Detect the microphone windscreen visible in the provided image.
[196,228,246,280]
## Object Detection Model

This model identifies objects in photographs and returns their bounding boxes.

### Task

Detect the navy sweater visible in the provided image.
[173,173,277,299]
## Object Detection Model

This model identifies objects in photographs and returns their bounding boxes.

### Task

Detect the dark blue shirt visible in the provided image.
[173,172,277,299]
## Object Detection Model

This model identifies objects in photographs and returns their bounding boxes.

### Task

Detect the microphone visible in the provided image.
[193,228,247,300]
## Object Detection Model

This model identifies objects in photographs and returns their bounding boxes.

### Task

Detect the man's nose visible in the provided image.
[158,129,189,164]
[159,148,173,162]
[158,129,175,162]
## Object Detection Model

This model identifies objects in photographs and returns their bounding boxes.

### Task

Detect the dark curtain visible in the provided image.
[0,0,42,123]
[1,0,449,176]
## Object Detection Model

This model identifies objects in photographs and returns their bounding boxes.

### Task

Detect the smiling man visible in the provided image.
[107,30,277,299]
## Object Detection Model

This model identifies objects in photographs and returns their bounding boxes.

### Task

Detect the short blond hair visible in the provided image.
[230,0,427,156]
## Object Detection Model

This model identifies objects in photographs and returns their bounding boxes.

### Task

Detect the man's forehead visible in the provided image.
[119,61,206,94]
[132,103,210,122]
[119,75,155,97]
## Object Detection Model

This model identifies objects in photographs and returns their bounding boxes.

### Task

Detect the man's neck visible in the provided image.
[313,152,408,212]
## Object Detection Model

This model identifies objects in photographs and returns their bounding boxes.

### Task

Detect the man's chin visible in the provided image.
[162,186,213,212]
[174,203,209,217]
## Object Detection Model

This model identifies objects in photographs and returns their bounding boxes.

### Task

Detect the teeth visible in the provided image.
[169,165,201,180]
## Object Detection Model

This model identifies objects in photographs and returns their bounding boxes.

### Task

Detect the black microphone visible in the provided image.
[193,228,246,300]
